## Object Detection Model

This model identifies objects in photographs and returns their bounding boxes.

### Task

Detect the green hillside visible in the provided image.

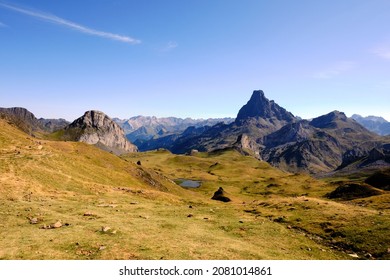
[1,119,388,259]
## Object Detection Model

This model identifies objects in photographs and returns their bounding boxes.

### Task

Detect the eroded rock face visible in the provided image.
[234,134,262,159]
[64,110,138,155]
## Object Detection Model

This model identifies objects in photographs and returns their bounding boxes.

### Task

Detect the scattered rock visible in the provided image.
[83,212,94,216]
[136,160,142,166]
[99,246,106,251]
[187,214,193,218]
[52,221,62,228]
[189,205,193,209]
[97,204,117,208]
[211,187,231,202]
[40,221,62,230]
[365,253,373,259]
[101,226,111,233]
[130,201,139,205]
[138,215,149,219]
[274,216,286,223]
[29,217,38,224]
[348,253,359,258]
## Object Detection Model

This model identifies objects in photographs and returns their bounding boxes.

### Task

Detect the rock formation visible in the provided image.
[62,110,138,155]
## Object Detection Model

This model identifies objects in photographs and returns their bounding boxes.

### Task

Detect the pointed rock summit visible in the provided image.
[63,110,138,155]
[236,90,295,123]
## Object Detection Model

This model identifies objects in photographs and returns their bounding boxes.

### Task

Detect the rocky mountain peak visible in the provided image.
[65,110,138,155]
[236,90,295,123]
[310,111,348,129]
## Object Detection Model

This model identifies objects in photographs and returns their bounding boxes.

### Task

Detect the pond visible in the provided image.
[175,179,202,188]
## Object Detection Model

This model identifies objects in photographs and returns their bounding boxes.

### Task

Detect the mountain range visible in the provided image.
[119,90,389,174]
[352,114,390,136]
[1,89,389,174]
[113,116,234,147]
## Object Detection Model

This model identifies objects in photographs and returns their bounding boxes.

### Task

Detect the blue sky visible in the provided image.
[1,0,389,121]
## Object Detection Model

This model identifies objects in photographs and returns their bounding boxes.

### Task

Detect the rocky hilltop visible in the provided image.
[0,107,69,134]
[0,107,44,135]
[62,110,138,155]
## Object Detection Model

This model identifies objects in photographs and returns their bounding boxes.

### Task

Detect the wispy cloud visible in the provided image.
[372,46,390,60]
[313,61,356,79]
[0,21,6,27]
[160,41,178,52]
[0,2,141,44]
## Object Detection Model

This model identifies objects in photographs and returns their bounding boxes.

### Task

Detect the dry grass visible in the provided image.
[1,119,388,260]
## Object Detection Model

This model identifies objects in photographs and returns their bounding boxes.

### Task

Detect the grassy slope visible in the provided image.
[1,119,388,259]
[126,149,390,259]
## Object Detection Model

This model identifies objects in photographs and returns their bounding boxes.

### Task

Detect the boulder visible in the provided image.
[211,187,231,202]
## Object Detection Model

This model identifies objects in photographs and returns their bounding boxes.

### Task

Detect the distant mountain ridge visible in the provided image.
[352,114,390,136]
[114,115,234,144]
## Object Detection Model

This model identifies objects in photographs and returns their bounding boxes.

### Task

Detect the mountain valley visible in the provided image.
[1,90,389,260]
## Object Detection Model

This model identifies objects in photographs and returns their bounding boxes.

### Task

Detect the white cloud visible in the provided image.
[0,21,6,27]
[313,61,356,79]
[0,2,140,44]
[372,46,390,60]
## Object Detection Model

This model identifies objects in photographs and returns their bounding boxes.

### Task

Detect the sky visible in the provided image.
[0,0,389,121]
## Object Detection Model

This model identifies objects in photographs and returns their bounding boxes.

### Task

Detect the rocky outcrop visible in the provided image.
[211,187,231,202]
[63,110,138,155]
[233,134,262,159]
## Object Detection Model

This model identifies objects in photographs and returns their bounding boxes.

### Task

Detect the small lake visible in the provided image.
[175,179,202,188]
